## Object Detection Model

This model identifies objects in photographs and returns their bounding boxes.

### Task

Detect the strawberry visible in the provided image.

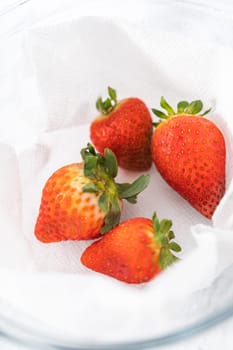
[35,143,150,243]
[151,97,226,218]
[81,213,181,284]
[90,87,153,171]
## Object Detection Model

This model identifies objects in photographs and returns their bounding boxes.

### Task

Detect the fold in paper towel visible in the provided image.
[0,16,233,342]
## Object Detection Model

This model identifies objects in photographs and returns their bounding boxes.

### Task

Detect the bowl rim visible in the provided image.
[0,296,232,349]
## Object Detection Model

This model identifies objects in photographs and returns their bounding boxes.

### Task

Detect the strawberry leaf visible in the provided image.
[100,223,113,234]
[177,101,189,113]
[152,109,168,119]
[81,142,96,160]
[160,96,175,115]
[82,183,100,193]
[168,230,175,240]
[201,107,212,116]
[100,196,121,234]
[84,155,98,178]
[184,100,203,114]
[151,212,181,270]
[81,143,150,235]
[124,196,137,204]
[108,86,117,102]
[169,241,182,252]
[152,97,211,128]
[116,184,137,203]
[96,97,106,114]
[160,248,178,269]
[96,86,118,115]
[159,219,172,234]
[98,192,109,213]
[152,212,160,232]
[103,98,112,112]
[117,175,150,202]
[104,148,118,178]
[116,182,130,193]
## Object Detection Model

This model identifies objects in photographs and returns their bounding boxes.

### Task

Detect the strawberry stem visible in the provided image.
[96,86,117,115]
[152,212,181,269]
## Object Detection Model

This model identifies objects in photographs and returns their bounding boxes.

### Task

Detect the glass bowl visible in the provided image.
[0,1,233,349]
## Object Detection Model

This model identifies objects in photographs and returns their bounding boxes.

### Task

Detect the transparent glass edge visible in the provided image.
[0,296,232,349]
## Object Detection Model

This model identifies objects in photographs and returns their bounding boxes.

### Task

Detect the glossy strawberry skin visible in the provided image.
[35,163,106,243]
[35,144,150,243]
[152,115,226,218]
[81,218,161,284]
[90,98,153,171]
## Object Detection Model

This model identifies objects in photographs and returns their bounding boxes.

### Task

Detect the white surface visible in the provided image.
[0,0,233,349]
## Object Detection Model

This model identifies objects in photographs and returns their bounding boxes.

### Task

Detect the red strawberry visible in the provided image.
[151,97,226,218]
[81,213,181,284]
[35,144,150,243]
[90,87,153,171]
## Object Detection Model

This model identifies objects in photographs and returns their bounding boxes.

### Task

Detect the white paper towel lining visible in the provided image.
[0,16,233,342]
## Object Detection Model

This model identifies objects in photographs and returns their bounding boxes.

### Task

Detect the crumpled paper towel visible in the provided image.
[0,16,233,343]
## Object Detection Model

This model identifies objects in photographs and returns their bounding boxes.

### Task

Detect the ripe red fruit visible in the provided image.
[81,213,181,284]
[35,144,150,243]
[151,97,226,218]
[90,87,153,171]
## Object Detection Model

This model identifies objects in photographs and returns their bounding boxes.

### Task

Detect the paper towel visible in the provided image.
[0,16,233,343]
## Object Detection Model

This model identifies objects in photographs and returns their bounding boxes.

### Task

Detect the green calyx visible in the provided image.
[152,96,211,127]
[81,143,150,234]
[152,212,182,270]
[96,86,117,115]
